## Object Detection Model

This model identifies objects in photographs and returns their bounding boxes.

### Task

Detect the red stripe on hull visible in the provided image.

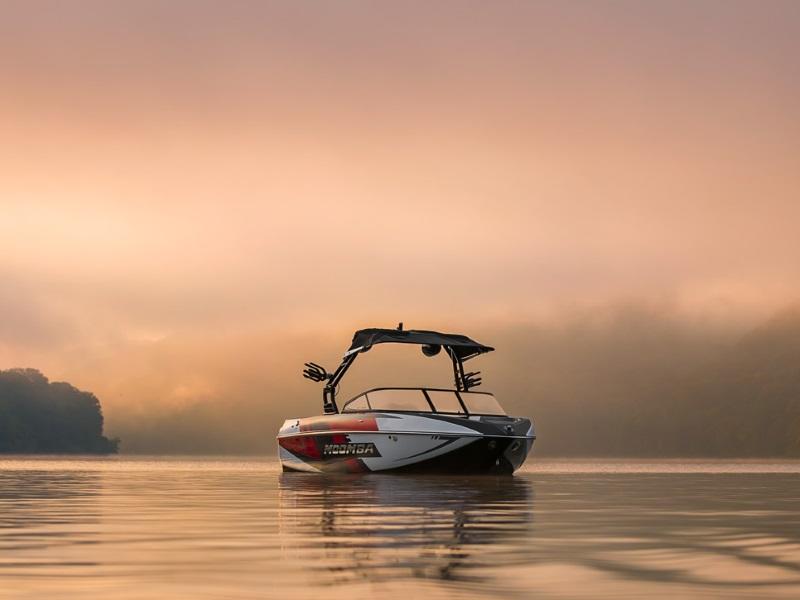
[298,415,378,433]
[278,435,322,459]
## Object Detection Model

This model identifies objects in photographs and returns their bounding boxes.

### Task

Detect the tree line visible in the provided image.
[0,368,118,454]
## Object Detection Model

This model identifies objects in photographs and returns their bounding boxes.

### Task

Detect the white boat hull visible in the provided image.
[277,412,534,474]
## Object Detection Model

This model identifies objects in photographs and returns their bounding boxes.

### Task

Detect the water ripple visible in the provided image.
[0,458,798,599]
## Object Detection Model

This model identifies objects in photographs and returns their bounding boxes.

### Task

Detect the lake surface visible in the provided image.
[1,458,799,599]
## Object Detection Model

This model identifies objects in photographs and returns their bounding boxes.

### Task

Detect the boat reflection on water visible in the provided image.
[278,473,533,584]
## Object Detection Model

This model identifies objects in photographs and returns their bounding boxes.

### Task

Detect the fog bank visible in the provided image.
[92,304,800,456]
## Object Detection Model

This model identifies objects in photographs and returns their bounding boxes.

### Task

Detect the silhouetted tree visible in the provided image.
[0,368,118,453]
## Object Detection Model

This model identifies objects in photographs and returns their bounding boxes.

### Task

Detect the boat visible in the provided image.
[277,325,535,474]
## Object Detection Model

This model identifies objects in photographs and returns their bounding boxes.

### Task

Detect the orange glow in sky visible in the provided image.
[1,1,798,442]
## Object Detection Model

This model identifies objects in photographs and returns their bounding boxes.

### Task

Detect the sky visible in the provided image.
[1,1,799,446]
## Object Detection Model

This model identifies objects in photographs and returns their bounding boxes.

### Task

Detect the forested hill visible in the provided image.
[0,369,118,454]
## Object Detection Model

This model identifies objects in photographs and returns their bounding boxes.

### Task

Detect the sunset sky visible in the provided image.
[1,1,799,444]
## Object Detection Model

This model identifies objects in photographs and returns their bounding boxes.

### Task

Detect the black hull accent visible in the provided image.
[390,437,516,475]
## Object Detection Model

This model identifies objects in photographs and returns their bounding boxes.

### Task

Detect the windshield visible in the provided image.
[426,390,465,414]
[343,389,431,413]
[460,392,506,415]
[342,388,506,415]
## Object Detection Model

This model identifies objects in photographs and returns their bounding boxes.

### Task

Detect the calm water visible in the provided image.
[1,458,800,599]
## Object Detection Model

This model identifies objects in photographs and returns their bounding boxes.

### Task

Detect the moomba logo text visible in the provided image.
[323,442,381,457]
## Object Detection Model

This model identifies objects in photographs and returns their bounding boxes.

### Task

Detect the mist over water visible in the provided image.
[101,304,800,457]
[1,457,799,599]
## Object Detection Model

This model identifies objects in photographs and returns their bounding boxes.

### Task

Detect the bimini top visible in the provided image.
[345,327,494,360]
